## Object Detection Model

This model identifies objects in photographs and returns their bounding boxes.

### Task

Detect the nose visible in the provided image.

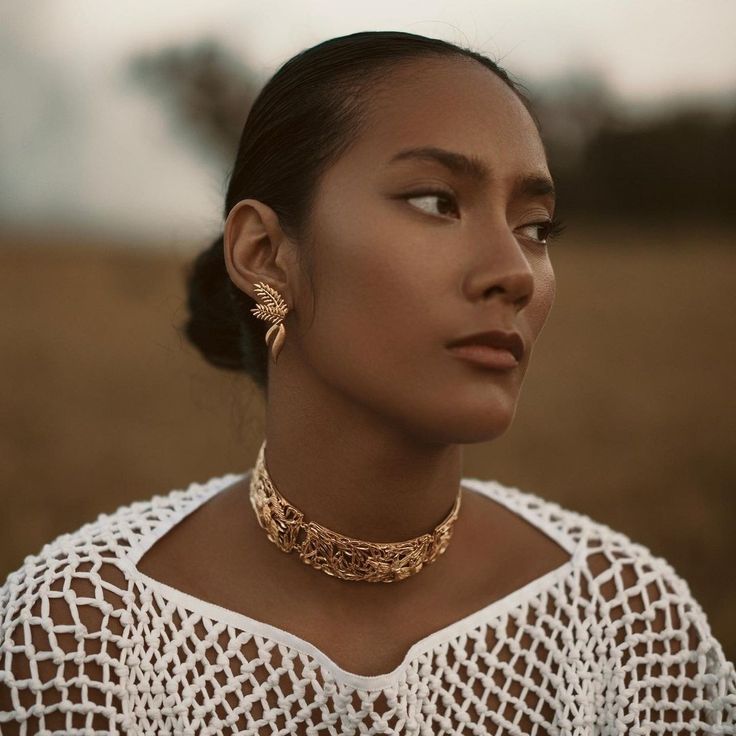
[464,228,535,312]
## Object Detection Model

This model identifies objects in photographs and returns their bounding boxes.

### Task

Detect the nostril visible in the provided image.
[483,285,504,299]
[515,291,532,310]
[483,284,532,310]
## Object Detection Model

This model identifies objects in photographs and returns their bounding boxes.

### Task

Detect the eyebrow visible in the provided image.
[387,145,556,201]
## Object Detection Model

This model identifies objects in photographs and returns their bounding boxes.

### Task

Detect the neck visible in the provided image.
[259,370,465,543]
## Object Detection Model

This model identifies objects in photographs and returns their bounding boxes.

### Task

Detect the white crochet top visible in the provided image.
[1,472,734,735]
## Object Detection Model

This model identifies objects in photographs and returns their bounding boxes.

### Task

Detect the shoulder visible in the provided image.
[0,476,214,608]
[464,474,634,556]
[582,521,736,731]
[0,473,236,733]
[474,476,736,731]
[470,474,718,588]
[478,475,724,634]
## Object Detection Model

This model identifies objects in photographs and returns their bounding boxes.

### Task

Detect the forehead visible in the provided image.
[348,55,547,175]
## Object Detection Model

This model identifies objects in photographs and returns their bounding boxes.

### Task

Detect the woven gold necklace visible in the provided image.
[248,440,462,583]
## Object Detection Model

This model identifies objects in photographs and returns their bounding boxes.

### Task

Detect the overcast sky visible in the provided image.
[2,0,735,245]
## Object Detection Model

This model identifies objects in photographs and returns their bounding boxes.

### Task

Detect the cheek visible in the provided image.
[301,224,442,388]
[529,258,556,335]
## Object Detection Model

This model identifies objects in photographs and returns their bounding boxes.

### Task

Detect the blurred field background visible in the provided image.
[1,2,734,664]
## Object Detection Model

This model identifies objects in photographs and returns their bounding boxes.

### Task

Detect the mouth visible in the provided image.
[446,329,525,360]
[445,330,525,370]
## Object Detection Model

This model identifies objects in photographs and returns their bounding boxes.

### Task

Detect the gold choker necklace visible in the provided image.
[248,441,462,583]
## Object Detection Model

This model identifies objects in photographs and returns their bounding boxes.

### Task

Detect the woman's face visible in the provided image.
[292,56,556,444]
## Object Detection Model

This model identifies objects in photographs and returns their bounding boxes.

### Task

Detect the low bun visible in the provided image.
[182,235,268,390]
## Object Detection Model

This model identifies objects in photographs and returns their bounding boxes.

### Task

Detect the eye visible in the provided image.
[403,188,460,219]
[517,216,567,245]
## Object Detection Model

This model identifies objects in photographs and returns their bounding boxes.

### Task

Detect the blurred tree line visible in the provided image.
[129,39,736,226]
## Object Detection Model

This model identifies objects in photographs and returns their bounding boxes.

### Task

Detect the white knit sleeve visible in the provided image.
[0,546,132,735]
[587,536,736,734]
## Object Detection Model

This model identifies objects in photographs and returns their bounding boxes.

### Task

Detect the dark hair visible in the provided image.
[182,30,538,393]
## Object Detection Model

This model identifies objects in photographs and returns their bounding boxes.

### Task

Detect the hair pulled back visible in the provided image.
[183,30,535,393]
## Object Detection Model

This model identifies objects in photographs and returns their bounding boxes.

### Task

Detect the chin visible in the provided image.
[408,395,519,446]
[450,414,516,445]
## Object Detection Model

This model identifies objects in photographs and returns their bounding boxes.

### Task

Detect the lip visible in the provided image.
[446,329,525,364]
[447,343,519,370]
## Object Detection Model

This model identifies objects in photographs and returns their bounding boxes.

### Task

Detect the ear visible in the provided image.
[223,198,294,307]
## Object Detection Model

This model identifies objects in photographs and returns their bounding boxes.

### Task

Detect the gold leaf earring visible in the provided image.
[250,281,289,362]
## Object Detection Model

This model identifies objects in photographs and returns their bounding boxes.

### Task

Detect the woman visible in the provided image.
[1,30,734,735]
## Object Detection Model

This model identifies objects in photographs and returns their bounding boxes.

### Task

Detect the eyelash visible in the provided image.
[402,188,567,245]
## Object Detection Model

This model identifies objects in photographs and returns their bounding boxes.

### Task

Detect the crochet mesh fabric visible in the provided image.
[1,473,734,735]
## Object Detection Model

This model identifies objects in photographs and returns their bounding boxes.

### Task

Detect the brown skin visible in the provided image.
[225,55,556,539]
[138,56,567,676]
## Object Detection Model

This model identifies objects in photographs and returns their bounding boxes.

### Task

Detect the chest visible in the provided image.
[136,478,571,679]
[127,573,588,736]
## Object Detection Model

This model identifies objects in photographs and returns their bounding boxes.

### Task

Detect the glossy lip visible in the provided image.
[445,329,525,363]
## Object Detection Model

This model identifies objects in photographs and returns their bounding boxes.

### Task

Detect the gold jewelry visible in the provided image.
[248,440,462,583]
[250,281,289,362]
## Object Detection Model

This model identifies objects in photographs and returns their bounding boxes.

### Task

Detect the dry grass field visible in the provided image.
[1,222,734,663]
